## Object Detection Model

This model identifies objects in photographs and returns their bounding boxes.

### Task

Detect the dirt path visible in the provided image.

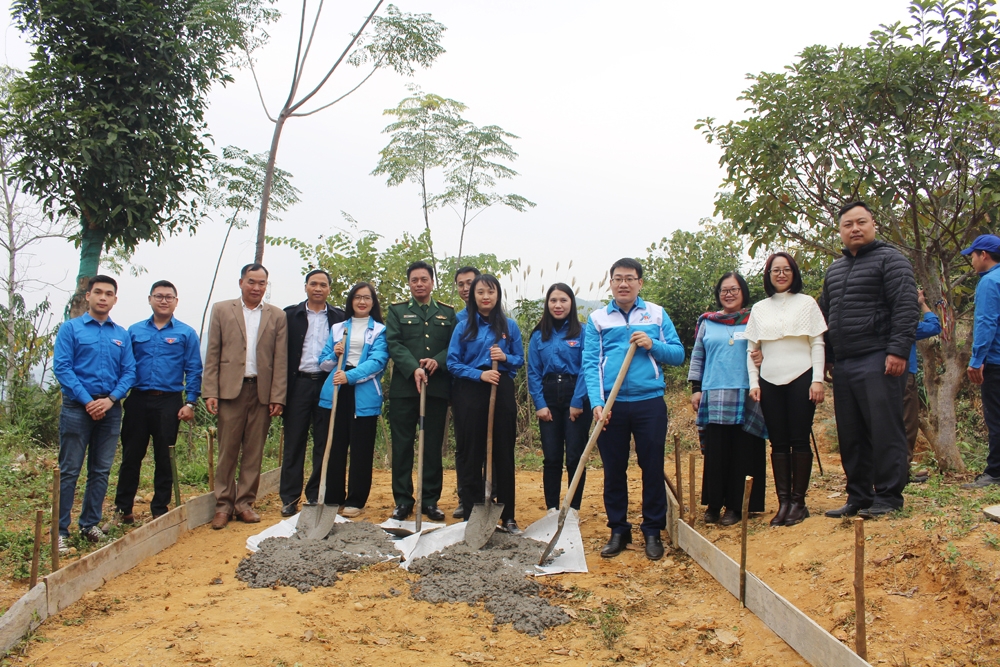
[13,468,807,667]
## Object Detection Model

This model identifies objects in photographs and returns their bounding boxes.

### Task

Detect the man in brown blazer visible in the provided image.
[203,263,288,529]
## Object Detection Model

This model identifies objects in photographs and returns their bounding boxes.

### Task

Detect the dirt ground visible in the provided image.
[4,396,1000,666]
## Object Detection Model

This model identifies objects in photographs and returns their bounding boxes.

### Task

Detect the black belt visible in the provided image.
[243,376,257,384]
[134,389,180,396]
[543,373,577,383]
[91,393,111,399]
[295,371,328,380]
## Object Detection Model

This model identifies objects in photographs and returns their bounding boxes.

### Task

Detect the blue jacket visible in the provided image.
[447,314,524,381]
[527,320,588,410]
[318,317,388,417]
[972,263,1000,368]
[54,313,136,405]
[908,311,941,374]
[582,297,685,407]
[128,316,203,400]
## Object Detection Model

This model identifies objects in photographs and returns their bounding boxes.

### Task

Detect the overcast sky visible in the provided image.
[3,0,911,329]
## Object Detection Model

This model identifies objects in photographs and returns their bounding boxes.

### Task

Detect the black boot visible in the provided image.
[785,451,812,526]
[769,452,792,527]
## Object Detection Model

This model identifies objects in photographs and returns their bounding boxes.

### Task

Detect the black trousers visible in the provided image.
[759,370,815,454]
[981,364,1000,478]
[306,383,378,506]
[701,423,766,513]
[280,373,329,506]
[538,374,591,510]
[454,375,516,522]
[833,351,909,509]
[115,391,183,516]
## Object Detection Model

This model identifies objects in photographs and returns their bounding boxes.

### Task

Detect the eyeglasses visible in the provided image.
[769,268,793,276]
[719,288,742,296]
[150,294,176,302]
[353,295,373,302]
[610,276,639,285]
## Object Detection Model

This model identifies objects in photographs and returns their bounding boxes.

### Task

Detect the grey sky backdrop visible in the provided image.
[3,0,911,329]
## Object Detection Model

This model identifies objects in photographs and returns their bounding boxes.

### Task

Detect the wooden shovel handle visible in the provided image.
[485,360,499,503]
[318,350,346,503]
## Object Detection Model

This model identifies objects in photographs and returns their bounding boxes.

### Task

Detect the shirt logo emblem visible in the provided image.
[165,338,177,344]
[567,340,579,347]
[112,339,123,346]
[639,313,651,322]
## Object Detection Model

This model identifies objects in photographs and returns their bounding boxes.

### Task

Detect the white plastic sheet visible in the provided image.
[245,512,348,552]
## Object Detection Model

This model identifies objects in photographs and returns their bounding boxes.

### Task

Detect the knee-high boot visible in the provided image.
[785,451,812,526]
[769,452,791,527]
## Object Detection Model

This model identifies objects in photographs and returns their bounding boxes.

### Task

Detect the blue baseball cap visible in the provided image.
[961,234,1000,255]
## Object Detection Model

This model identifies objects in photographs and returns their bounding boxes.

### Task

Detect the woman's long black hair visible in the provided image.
[533,282,582,342]
[344,282,383,323]
[462,274,509,342]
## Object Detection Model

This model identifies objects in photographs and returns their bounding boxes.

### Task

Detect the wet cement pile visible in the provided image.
[236,522,400,593]
[407,532,569,636]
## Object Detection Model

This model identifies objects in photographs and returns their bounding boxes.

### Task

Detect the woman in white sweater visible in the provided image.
[745,253,827,527]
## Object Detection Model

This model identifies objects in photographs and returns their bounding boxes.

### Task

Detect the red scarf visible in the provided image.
[696,308,750,332]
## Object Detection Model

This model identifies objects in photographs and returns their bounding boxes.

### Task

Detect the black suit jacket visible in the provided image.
[284,301,346,383]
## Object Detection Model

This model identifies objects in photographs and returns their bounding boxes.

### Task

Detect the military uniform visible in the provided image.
[386,297,456,511]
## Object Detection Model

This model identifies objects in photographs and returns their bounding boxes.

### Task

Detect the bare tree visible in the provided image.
[249,2,446,263]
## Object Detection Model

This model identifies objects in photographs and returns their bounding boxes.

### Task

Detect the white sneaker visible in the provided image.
[58,535,70,555]
[340,506,362,518]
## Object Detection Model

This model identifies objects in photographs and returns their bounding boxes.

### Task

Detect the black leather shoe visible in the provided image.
[824,503,863,518]
[704,507,721,524]
[281,502,298,517]
[858,503,899,519]
[600,532,632,558]
[391,504,413,521]
[500,519,522,535]
[423,505,445,521]
[644,534,664,561]
[452,503,464,519]
[719,508,741,526]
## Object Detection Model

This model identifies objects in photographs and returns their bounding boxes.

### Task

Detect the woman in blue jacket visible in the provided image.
[308,282,389,517]
[528,283,591,512]
[447,274,524,534]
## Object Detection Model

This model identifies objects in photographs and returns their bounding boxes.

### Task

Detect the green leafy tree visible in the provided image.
[698,0,1000,471]
[641,224,746,351]
[250,3,446,262]
[6,0,278,317]
[372,88,468,269]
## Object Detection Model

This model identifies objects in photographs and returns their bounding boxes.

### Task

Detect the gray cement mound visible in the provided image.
[236,522,400,593]
[408,532,569,636]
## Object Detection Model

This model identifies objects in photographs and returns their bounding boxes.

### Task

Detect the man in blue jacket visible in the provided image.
[582,258,685,560]
[963,234,1000,488]
[53,275,136,551]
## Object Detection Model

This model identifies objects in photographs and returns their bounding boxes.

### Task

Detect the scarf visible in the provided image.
[696,308,750,333]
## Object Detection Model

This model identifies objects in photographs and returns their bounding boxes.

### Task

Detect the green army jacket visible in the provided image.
[386,297,456,399]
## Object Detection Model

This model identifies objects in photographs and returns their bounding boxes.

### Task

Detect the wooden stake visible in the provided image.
[441,407,451,458]
[51,466,60,571]
[739,476,753,607]
[278,430,285,466]
[674,434,683,525]
[854,517,867,660]
[186,421,193,461]
[207,428,215,491]
[30,509,43,588]
[688,452,696,528]
[169,444,182,508]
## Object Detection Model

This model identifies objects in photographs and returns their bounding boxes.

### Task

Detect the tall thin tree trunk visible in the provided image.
[201,214,240,339]
[3,195,15,412]
[254,114,288,264]
[420,166,436,271]
[921,334,969,472]
[68,225,105,319]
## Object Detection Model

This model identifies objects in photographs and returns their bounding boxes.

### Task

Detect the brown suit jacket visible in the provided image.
[202,299,288,404]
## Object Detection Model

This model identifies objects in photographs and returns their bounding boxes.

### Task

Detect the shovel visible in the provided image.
[382,377,428,539]
[296,352,344,539]
[465,360,503,549]
[539,342,638,565]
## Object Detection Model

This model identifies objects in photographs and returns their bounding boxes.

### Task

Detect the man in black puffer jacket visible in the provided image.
[819,202,918,519]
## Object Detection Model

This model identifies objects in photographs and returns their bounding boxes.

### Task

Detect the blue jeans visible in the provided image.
[59,400,122,536]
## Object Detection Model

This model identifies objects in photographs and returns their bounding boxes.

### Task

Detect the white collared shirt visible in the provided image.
[299,305,329,372]
[242,300,263,376]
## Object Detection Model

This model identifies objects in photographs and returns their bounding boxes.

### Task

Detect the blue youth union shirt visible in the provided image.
[129,316,204,400]
[53,313,137,405]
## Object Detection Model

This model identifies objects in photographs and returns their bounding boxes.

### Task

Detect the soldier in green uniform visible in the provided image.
[386,261,456,521]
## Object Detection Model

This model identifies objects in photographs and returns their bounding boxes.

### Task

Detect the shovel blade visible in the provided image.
[295,503,340,540]
[464,501,505,549]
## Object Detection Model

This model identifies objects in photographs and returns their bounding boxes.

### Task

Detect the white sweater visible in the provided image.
[744,291,827,389]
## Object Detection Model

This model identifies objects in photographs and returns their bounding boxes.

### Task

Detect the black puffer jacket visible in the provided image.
[819,240,918,361]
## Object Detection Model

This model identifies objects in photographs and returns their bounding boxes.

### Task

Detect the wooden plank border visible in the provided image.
[665,483,870,667]
[0,583,47,655]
